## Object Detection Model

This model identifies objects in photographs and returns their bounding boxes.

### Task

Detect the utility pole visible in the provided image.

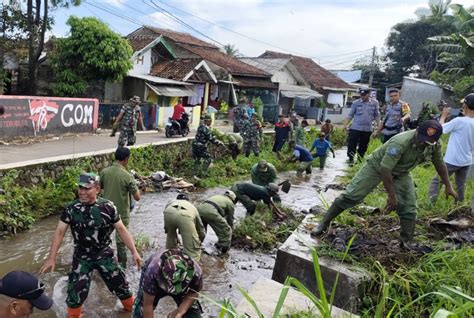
[368,46,376,88]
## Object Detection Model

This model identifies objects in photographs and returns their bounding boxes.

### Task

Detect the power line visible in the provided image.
[315,48,373,59]
[82,0,142,27]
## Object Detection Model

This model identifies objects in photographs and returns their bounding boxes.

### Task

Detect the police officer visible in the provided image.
[311,121,458,246]
[241,113,262,157]
[373,88,411,143]
[132,249,203,318]
[251,159,277,186]
[196,190,236,254]
[192,115,224,176]
[343,88,380,164]
[164,194,206,261]
[113,96,146,147]
[231,182,283,216]
[227,132,244,159]
[40,173,141,318]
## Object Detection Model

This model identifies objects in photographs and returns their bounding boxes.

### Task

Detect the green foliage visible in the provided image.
[251,97,264,120]
[134,233,154,254]
[51,16,133,96]
[219,101,229,113]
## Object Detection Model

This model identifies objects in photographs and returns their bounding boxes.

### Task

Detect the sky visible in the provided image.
[49,0,474,69]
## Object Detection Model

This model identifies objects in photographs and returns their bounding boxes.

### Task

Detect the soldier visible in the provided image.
[164,194,206,261]
[241,113,262,157]
[227,132,244,159]
[132,249,203,318]
[343,88,380,165]
[288,140,314,176]
[233,98,248,133]
[373,88,411,143]
[192,115,224,176]
[40,173,141,318]
[113,96,146,147]
[100,147,141,268]
[309,133,335,170]
[311,121,458,246]
[0,271,53,318]
[251,159,277,186]
[196,190,237,254]
[230,182,283,216]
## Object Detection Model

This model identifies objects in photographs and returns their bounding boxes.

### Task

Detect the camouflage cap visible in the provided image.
[158,250,195,295]
[78,173,99,188]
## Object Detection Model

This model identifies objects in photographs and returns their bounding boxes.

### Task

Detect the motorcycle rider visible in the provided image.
[171,98,187,134]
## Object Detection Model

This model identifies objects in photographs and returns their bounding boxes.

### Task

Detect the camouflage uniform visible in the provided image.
[227,133,244,159]
[230,182,280,215]
[60,198,132,308]
[133,250,203,318]
[240,119,262,157]
[233,104,247,133]
[196,195,235,251]
[164,199,206,261]
[192,123,221,175]
[118,104,141,147]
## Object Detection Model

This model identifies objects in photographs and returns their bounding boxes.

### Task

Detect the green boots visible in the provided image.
[399,218,416,247]
[311,204,345,237]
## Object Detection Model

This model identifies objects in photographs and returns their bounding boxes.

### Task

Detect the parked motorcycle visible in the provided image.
[165,112,190,138]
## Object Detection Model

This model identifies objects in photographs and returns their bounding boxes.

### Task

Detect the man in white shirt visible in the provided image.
[429,93,474,202]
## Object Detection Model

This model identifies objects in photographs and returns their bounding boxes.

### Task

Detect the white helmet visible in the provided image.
[224,190,237,202]
[152,171,166,181]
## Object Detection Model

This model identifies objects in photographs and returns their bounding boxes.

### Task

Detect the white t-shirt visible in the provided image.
[442,116,474,167]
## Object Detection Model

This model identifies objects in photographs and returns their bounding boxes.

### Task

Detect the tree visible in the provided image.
[50,16,133,96]
[415,0,452,19]
[222,44,240,57]
[385,17,455,82]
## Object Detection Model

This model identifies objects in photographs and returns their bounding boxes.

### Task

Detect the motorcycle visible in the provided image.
[165,112,190,138]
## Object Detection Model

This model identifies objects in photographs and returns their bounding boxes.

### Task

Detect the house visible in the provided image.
[240,57,322,119]
[400,77,454,117]
[256,51,353,121]
[124,26,277,121]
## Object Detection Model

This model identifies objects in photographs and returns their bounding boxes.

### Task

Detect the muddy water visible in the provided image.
[0,149,347,317]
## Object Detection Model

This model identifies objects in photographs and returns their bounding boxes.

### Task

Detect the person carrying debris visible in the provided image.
[227,132,244,159]
[241,113,262,157]
[230,182,284,218]
[196,190,237,254]
[112,96,146,147]
[192,115,224,176]
[288,140,314,176]
[251,159,278,186]
[132,249,203,318]
[311,120,458,247]
[164,194,206,261]
[429,93,474,203]
[309,132,335,171]
[373,88,411,143]
[100,147,141,268]
[343,88,380,165]
[39,173,141,318]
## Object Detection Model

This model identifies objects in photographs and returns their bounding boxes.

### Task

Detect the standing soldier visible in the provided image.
[233,98,248,133]
[40,173,142,318]
[373,88,411,143]
[343,88,380,165]
[241,113,262,157]
[113,96,146,147]
[230,182,283,217]
[311,121,458,246]
[100,147,141,268]
[196,190,237,254]
[251,159,277,186]
[192,115,224,176]
[164,194,206,261]
[132,249,203,318]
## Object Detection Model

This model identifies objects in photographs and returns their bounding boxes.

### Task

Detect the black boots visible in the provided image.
[399,218,416,247]
[310,204,345,237]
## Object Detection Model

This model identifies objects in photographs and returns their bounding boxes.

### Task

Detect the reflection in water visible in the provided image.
[0,149,347,317]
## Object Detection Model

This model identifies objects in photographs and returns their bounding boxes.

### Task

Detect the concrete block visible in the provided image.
[272,215,370,313]
[236,277,358,318]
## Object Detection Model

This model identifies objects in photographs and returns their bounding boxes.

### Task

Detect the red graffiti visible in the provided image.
[29,99,60,132]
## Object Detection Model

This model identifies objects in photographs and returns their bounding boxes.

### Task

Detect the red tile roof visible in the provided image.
[150,59,202,80]
[180,44,269,77]
[259,50,352,90]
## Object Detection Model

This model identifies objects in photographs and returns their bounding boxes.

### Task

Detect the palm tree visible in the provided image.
[428,4,474,75]
[222,44,240,57]
[415,0,451,19]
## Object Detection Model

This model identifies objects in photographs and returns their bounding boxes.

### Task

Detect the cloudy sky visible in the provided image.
[50,0,474,69]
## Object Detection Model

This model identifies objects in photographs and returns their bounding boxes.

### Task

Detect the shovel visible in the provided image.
[278,180,291,193]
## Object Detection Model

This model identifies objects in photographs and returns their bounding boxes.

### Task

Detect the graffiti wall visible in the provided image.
[0,96,99,138]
